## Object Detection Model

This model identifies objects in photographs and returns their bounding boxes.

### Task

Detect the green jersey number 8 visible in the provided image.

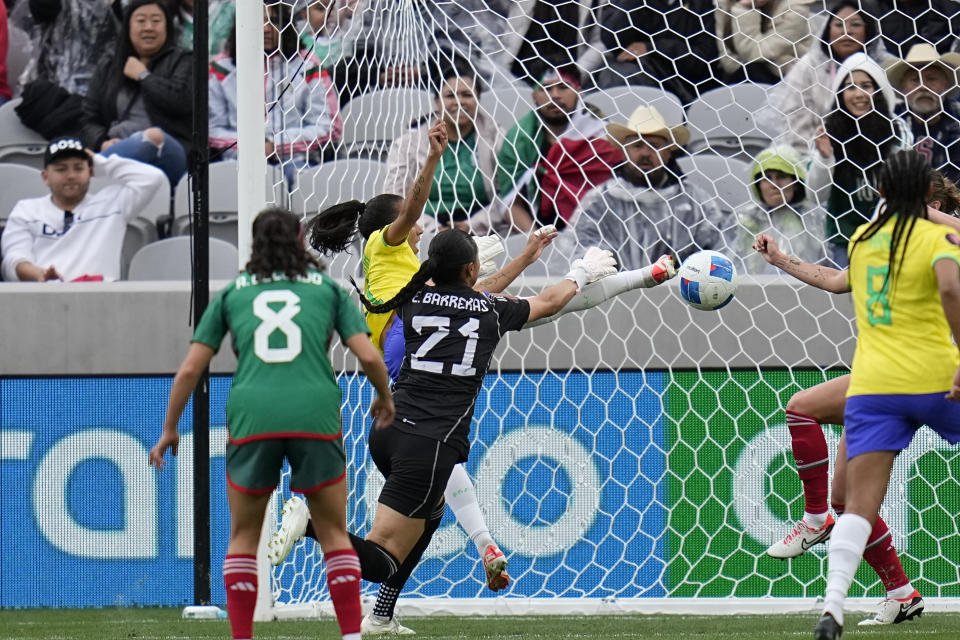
[866,265,892,326]
[253,289,302,362]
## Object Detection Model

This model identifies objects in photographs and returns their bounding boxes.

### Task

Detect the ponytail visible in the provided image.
[305,200,365,255]
[305,194,404,255]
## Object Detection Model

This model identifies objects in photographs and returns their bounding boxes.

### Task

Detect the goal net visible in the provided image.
[234,0,960,619]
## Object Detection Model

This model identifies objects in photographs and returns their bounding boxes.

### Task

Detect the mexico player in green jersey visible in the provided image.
[149,208,394,640]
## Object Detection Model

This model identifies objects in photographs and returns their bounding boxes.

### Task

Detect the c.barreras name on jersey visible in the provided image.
[413,291,490,312]
[234,271,325,288]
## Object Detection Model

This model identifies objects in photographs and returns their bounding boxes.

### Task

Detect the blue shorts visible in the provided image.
[844,393,960,459]
[383,315,405,381]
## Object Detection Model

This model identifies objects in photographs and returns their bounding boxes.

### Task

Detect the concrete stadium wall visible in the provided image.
[0,276,855,376]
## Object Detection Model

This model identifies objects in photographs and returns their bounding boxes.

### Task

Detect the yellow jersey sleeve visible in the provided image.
[362,226,422,351]
[847,218,960,396]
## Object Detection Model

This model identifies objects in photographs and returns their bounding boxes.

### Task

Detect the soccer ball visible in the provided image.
[677,250,737,311]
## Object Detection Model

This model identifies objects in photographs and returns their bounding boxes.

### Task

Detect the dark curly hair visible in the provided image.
[245,207,320,281]
[349,229,478,314]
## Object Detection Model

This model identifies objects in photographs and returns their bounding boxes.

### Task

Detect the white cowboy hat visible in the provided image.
[607,106,690,148]
[886,43,960,91]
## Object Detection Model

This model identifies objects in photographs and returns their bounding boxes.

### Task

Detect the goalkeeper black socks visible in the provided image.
[349,533,399,583]
[372,502,446,620]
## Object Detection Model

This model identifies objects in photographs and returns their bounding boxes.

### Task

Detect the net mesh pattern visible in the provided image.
[231,0,960,608]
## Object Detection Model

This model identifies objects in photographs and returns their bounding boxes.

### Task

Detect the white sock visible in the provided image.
[822,513,873,627]
[444,465,495,555]
[888,583,915,600]
[804,511,828,528]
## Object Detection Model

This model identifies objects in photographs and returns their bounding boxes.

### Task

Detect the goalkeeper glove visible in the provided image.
[565,247,616,290]
[473,234,505,278]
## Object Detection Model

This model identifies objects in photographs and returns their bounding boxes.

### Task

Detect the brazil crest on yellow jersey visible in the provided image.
[362,225,421,351]
[847,216,960,396]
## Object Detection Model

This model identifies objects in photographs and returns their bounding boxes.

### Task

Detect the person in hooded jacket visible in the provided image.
[807,51,904,266]
[758,0,891,157]
[733,145,826,275]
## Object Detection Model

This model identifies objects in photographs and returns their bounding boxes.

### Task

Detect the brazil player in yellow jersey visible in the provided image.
[149,208,394,640]
[812,151,960,640]
[280,120,676,633]
[752,170,960,626]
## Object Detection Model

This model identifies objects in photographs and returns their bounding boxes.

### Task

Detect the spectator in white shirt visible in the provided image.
[1,137,166,282]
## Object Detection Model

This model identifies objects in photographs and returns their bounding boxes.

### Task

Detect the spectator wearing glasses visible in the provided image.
[1,137,166,282]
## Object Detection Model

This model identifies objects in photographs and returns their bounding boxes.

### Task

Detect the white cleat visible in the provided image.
[858,591,924,626]
[765,514,835,559]
[267,496,309,566]
[361,614,416,635]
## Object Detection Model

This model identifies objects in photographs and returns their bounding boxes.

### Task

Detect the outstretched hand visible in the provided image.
[752,233,782,265]
[427,121,448,159]
[149,429,179,471]
[566,246,617,289]
[523,225,558,263]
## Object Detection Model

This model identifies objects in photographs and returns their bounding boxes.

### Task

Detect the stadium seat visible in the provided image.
[120,217,159,280]
[339,88,433,157]
[686,84,773,158]
[676,154,753,214]
[0,99,48,168]
[479,85,535,129]
[172,160,282,246]
[290,159,387,216]
[0,163,45,222]
[127,236,239,280]
[581,86,684,126]
[6,27,33,99]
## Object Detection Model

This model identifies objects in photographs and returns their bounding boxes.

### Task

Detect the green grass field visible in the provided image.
[0,608,955,639]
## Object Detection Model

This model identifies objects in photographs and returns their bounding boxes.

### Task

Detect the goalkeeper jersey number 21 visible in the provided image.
[390,284,530,462]
[192,269,370,443]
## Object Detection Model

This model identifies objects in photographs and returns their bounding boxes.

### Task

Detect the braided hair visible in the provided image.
[349,229,479,314]
[304,194,404,255]
[245,207,320,281]
[850,150,932,293]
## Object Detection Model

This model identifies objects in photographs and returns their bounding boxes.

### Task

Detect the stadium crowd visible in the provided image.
[1,0,960,281]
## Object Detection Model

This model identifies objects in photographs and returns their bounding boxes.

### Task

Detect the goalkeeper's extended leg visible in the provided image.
[362,502,446,635]
[444,464,509,591]
[525,254,676,329]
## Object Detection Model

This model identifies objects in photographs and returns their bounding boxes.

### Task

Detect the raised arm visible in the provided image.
[474,227,558,293]
[383,121,448,247]
[753,233,851,293]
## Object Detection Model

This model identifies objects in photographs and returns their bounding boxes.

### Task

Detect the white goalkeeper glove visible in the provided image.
[472,234,505,278]
[565,247,617,290]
